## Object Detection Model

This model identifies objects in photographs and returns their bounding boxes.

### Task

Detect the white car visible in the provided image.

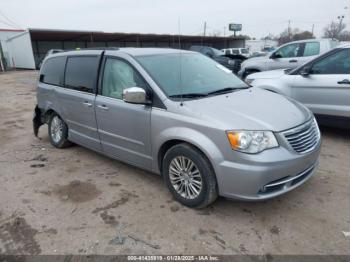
[222,48,250,58]
[239,39,339,79]
[247,45,350,128]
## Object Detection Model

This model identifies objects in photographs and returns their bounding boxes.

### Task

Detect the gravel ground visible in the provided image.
[0,71,349,255]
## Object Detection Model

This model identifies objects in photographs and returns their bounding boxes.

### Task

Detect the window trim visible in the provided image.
[63,55,100,94]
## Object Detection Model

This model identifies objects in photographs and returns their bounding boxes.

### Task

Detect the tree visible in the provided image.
[323,21,346,39]
[261,34,276,41]
[293,31,314,41]
[277,28,314,45]
[338,30,350,41]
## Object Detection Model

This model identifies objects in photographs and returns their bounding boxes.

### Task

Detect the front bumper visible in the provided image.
[216,138,321,201]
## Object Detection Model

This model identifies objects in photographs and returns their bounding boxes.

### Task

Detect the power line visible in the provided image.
[0,20,17,28]
[0,9,21,29]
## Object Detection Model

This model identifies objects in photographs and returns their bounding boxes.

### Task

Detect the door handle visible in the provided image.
[82,101,92,107]
[289,59,298,63]
[337,79,350,84]
[97,105,109,111]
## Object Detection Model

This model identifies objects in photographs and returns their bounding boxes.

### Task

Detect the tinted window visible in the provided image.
[64,56,98,93]
[303,42,320,57]
[311,49,350,74]
[40,57,66,86]
[102,58,147,100]
[276,43,301,58]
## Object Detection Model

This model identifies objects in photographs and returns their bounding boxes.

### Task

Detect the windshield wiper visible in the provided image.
[169,93,209,98]
[207,87,246,95]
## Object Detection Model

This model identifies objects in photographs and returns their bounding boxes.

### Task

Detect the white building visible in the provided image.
[0,29,36,70]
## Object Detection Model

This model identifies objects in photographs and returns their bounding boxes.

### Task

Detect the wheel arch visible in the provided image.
[155,129,223,178]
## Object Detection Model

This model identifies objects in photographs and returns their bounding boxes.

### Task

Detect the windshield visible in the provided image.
[136,53,248,98]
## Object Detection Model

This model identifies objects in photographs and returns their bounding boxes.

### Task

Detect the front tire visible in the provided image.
[48,113,71,148]
[162,143,218,208]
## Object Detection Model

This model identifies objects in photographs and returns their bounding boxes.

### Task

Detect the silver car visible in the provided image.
[33,48,321,208]
[247,45,350,128]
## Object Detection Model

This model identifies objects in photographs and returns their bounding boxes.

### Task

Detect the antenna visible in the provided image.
[178,18,184,106]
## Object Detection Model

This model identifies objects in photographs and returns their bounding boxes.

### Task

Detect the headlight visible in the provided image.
[226,130,278,153]
[228,59,235,65]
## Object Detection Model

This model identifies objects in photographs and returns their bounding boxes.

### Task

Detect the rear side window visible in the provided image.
[303,42,320,57]
[40,57,66,86]
[64,56,98,93]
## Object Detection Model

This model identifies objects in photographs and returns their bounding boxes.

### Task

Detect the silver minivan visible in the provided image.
[33,48,321,208]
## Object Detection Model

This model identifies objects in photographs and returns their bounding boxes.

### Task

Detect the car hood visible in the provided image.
[179,88,312,132]
[247,69,287,80]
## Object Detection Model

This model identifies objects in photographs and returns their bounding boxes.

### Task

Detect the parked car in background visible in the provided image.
[33,48,321,207]
[222,48,250,58]
[239,39,339,79]
[247,45,350,128]
[190,45,241,73]
[38,49,63,69]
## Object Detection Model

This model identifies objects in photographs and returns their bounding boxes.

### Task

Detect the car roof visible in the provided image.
[281,38,337,45]
[48,47,194,58]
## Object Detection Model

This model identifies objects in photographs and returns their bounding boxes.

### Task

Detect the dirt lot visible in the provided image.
[0,70,349,255]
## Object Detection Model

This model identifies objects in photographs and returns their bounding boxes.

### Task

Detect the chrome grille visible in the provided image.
[283,118,320,154]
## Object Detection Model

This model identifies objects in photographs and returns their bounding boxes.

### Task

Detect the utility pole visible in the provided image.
[312,24,315,37]
[288,20,291,41]
[337,15,345,37]
[203,22,207,37]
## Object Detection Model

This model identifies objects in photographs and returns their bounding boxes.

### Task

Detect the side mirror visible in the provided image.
[270,52,282,59]
[300,66,312,77]
[123,87,150,105]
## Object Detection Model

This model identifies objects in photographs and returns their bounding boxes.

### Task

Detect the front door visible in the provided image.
[95,57,152,169]
[291,48,350,118]
[267,42,303,70]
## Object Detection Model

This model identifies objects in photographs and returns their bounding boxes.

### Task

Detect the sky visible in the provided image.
[0,0,349,39]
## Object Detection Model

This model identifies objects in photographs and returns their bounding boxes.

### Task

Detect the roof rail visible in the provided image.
[74,47,119,51]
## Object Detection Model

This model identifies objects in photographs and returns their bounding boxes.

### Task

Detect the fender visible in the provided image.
[153,127,224,175]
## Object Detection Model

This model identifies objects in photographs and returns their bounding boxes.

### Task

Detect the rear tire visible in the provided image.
[162,143,218,208]
[48,113,71,148]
